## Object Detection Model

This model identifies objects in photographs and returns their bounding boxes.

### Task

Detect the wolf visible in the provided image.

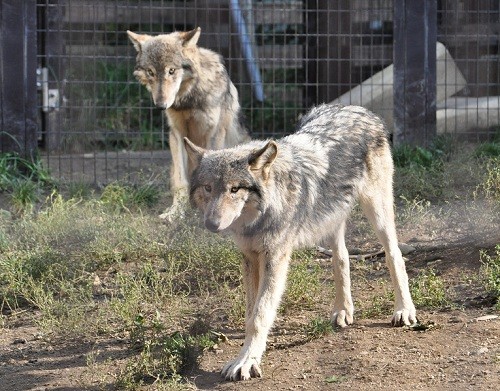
[127,27,249,220]
[184,103,417,381]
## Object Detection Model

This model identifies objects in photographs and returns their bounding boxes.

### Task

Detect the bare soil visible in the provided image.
[1,153,499,390]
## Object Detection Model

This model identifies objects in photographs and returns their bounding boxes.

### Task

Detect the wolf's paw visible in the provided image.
[391,306,417,327]
[332,308,354,328]
[221,355,262,381]
[159,204,185,222]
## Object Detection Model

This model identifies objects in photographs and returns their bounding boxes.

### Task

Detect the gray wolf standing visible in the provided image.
[127,28,249,220]
[184,103,417,381]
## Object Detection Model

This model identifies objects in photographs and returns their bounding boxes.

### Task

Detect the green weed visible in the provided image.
[475,142,500,159]
[410,268,449,309]
[281,250,321,313]
[10,179,40,212]
[358,281,394,319]
[393,138,454,200]
[66,181,94,199]
[480,245,500,309]
[0,153,52,212]
[304,317,334,340]
[477,157,500,204]
[0,153,51,190]
[100,181,160,211]
[117,313,219,389]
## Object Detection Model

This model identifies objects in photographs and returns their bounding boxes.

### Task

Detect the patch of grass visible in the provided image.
[0,153,51,190]
[393,135,453,169]
[66,181,94,199]
[358,281,394,319]
[475,142,500,159]
[476,157,500,204]
[0,153,52,213]
[100,181,161,211]
[281,250,321,313]
[397,195,433,225]
[393,137,454,200]
[304,317,334,340]
[324,375,346,384]
[117,314,219,389]
[220,283,246,325]
[480,245,500,310]
[0,192,243,338]
[10,179,40,213]
[410,268,449,309]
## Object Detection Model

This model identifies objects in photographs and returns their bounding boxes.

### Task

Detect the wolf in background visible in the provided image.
[184,103,417,381]
[127,27,249,220]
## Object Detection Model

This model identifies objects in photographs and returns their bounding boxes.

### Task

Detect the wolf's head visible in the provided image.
[184,138,278,233]
[127,28,201,109]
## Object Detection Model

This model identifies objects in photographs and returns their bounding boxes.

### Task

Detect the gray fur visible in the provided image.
[185,103,417,381]
[127,28,249,219]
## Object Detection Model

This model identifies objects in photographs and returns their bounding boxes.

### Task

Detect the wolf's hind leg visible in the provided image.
[330,220,354,328]
[359,182,417,327]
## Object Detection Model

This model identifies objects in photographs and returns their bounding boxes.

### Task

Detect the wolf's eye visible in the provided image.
[146,69,155,77]
[230,186,240,194]
[168,68,176,75]
[204,185,212,193]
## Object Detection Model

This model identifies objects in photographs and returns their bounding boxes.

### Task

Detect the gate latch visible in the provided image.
[37,67,60,112]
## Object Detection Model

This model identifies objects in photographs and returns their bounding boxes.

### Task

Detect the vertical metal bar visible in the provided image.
[42,0,64,152]
[0,0,38,159]
[393,0,437,147]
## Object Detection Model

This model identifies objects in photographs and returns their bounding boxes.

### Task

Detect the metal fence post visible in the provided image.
[0,0,38,159]
[393,0,437,147]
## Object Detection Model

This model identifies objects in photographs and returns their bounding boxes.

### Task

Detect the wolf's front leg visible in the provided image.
[159,130,189,221]
[222,251,290,381]
[385,246,417,326]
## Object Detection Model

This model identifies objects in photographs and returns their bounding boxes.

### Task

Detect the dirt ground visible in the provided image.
[1,153,499,390]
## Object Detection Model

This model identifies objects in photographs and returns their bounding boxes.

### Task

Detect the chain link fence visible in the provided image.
[31,0,500,183]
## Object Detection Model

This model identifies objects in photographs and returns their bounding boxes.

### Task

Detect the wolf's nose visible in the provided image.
[205,219,220,233]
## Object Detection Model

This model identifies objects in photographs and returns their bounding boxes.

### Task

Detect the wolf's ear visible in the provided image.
[248,141,278,180]
[127,31,151,52]
[184,137,205,170]
[180,27,201,48]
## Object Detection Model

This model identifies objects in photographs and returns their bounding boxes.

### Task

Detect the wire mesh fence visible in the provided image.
[33,0,500,184]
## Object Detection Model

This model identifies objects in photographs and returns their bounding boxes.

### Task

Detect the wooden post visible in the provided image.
[0,0,38,158]
[393,0,437,146]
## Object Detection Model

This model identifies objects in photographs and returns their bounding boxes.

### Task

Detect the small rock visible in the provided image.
[427,259,443,266]
[448,316,465,324]
[33,333,44,340]
[399,243,416,255]
[13,338,27,345]
[476,347,488,355]
[475,315,498,322]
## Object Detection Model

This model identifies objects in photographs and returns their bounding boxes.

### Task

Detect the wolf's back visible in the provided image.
[261,104,391,242]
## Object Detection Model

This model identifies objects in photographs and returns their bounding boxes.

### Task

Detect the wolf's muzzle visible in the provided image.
[205,218,221,233]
